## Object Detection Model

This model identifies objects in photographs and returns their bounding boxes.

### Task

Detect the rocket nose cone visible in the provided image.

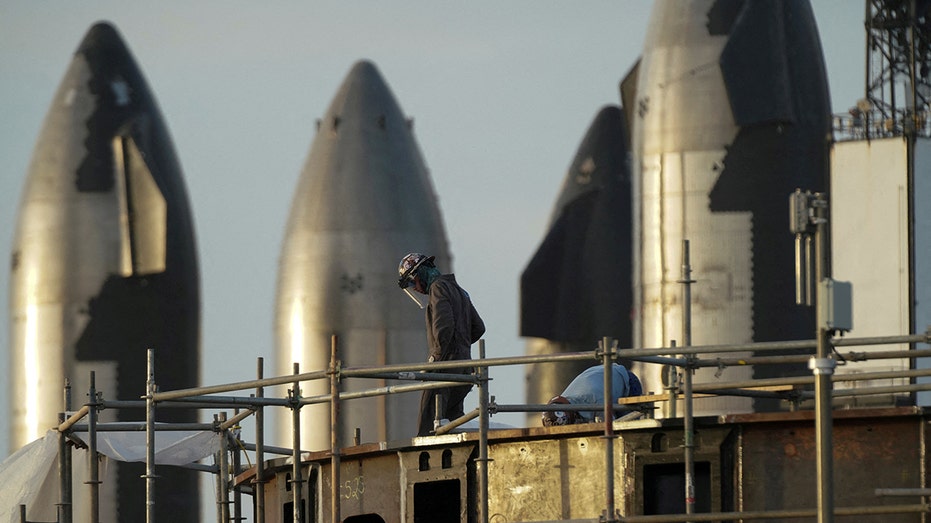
[66,20,155,115]
[343,59,392,94]
[593,105,623,124]
[47,21,166,192]
[589,106,626,148]
[323,59,408,135]
[350,59,379,75]
[565,105,627,186]
[72,21,145,97]
[78,21,129,55]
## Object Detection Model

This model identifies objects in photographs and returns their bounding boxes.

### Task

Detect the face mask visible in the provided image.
[402,287,425,309]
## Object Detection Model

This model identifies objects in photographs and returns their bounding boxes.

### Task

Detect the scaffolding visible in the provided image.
[17,198,931,522]
[5,320,921,523]
[863,0,931,139]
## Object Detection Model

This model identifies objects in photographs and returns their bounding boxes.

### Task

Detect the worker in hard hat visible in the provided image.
[542,364,642,426]
[398,253,485,436]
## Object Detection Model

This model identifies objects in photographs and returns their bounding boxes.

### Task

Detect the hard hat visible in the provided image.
[397,253,435,289]
[541,396,578,427]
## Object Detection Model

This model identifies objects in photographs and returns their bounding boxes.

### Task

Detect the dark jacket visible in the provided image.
[425,274,485,362]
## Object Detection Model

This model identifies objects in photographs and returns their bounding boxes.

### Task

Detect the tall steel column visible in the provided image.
[255,358,266,523]
[145,351,157,523]
[812,197,836,523]
[679,241,696,519]
[793,190,836,523]
[290,363,303,523]
[330,336,341,523]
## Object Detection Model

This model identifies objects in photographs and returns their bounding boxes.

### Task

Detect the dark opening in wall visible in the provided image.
[414,479,461,522]
[344,515,386,523]
[282,500,306,523]
[643,461,712,515]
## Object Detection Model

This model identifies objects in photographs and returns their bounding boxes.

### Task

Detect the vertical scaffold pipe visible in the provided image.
[145,350,156,523]
[330,335,341,523]
[477,340,490,523]
[290,363,303,523]
[682,345,695,520]
[666,364,678,419]
[232,410,241,523]
[59,379,73,523]
[680,240,696,519]
[58,412,71,523]
[88,371,99,523]
[255,357,266,523]
[64,377,72,414]
[216,412,230,523]
[813,195,835,523]
[602,337,617,523]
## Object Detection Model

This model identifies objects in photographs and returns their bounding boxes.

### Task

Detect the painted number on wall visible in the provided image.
[341,475,365,500]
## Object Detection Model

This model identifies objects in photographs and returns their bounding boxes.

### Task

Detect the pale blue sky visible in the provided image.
[0,1,864,459]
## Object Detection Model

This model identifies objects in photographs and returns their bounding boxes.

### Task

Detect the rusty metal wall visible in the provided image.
[738,411,926,522]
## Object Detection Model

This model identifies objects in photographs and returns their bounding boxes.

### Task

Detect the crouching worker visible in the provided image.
[542,363,642,426]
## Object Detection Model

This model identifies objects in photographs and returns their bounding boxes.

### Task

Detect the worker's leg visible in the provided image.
[417,389,441,436]
[444,384,473,421]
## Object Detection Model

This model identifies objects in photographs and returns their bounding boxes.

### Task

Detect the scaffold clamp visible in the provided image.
[808,357,836,375]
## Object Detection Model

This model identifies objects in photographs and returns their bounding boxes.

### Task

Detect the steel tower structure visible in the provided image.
[864,0,931,138]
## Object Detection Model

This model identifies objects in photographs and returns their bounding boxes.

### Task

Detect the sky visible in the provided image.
[0,0,864,473]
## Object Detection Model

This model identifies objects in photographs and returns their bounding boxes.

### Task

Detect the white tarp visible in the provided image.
[74,429,219,466]
[0,431,59,523]
[0,429,220,523]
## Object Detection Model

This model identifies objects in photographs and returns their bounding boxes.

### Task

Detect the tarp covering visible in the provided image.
[0,431,59,523]
[0,429,220,522]
[74,429,219,466]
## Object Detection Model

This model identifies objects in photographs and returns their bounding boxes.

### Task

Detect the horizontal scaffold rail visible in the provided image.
[47,328,931,523]
[150,332,931,403]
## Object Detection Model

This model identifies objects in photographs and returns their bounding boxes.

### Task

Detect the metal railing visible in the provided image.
[35,323,931,523]
[32,243,931,523]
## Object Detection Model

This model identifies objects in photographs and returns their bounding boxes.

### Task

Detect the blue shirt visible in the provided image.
[561,364,636,422]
